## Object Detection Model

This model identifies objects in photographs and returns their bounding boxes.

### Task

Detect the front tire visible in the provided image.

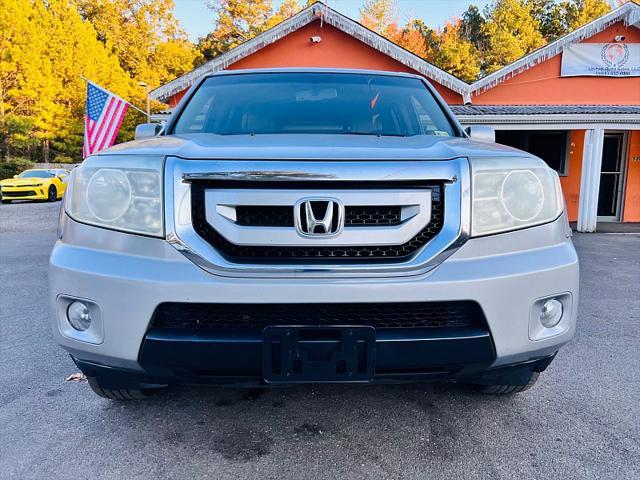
[47,185,57,202]
[88,377,165,400]
[475,372,540,395]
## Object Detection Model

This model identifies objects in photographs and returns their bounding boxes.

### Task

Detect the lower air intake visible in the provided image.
[151,301,485,331]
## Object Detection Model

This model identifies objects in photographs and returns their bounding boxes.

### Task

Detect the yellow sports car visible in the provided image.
[0,168,69,203]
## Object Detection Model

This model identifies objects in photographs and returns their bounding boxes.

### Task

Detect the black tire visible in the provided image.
[475,372,540,395]
[47,185,57,202]
[88,377,164,400]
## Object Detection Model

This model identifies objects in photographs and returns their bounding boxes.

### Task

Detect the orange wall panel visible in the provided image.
[623,130,640,222]
[168,90,186,107]
[167,20,463,106]
[560,130,585,222]
[473,23,640,105]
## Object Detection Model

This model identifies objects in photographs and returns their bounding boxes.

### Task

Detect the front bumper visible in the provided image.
[1,187,47,200]
[50,214,579,383]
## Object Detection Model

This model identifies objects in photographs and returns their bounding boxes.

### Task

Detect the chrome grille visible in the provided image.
[190,183,443,262]
[165,157,469,278]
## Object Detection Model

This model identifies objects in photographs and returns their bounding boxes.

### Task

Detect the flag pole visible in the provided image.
[80,76,149,117]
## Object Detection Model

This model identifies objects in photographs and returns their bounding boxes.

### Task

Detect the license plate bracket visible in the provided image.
[263,326,376,383]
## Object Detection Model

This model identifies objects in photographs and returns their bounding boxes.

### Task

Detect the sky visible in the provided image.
[174,0,493,42]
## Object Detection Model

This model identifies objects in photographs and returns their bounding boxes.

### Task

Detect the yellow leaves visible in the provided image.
[432,22,481,82]
[266,0,302,29]
[79,0,198,89]
[483,0,546,73]
[568,0,611,30]
[198,0,276,61]
[2,0,200,161]
[360,0,398,34]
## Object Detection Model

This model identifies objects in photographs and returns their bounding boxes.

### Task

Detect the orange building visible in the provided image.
[151,1,640,232]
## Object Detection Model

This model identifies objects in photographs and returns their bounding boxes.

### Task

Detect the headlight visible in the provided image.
[65,155,164,237]
[471,158,563,237]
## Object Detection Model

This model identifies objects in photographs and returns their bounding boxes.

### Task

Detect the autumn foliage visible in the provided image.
[359,0,613,79]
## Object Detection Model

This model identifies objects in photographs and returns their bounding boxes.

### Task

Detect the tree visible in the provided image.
[198,0,273,61]
[360,0,397,34]
[40,0,135,161]
[0,0,44,159]
[0,0,135,162]
[432,21,481,82]
[266,0,302,28]
[565,0,611,31]
[527,0,612,41]
[460,5,488,51]
[78,0,199,89]
[359,1,430,58]
[483,0,546,73]
[396,20,430,58]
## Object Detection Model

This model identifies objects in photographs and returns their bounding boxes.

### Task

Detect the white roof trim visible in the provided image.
[470,2,640,95]
[149,1,469,102]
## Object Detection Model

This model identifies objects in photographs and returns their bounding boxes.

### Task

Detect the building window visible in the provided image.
[495,130,569,175]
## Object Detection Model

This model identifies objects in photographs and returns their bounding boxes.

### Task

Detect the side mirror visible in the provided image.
[135,123,162,140]
[465,125,495,143]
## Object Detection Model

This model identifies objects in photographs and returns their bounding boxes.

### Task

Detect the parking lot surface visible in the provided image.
[1,201,639,479]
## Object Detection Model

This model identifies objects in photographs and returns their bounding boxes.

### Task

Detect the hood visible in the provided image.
[0,177,47,186]
[103,134,533,161]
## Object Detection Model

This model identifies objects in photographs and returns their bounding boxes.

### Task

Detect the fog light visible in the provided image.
[67,301,92,331]
[540,299,563,328]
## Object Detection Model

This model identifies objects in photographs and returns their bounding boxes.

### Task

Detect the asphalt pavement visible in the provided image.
[1,201,639,479]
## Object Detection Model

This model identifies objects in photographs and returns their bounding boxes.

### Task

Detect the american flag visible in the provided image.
[83,81,129,158]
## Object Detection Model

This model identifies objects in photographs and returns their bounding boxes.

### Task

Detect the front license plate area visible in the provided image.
[263,326,376,383]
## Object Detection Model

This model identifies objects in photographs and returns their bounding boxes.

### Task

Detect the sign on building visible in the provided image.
[561,43,640,77]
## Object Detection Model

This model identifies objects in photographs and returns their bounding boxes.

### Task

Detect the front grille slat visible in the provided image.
[152,301,483,331]
[235,205,402,227]
[236,205,294,227]
[191,183,444,263]
[345,206,401,226]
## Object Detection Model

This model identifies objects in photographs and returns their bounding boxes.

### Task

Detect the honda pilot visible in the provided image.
[50,69,579,399]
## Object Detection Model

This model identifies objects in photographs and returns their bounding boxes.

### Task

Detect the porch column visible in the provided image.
[577,128,604,232]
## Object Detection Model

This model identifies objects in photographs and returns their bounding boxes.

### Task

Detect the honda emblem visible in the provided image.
[294,199,344,237]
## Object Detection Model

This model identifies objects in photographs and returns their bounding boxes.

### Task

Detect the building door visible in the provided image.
[597,133,627,221]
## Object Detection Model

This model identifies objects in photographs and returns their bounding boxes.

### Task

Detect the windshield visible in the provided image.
[19,170,54,178]
[172,73,457,137]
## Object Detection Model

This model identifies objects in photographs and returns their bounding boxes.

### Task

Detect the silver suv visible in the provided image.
[50,69,578,399]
